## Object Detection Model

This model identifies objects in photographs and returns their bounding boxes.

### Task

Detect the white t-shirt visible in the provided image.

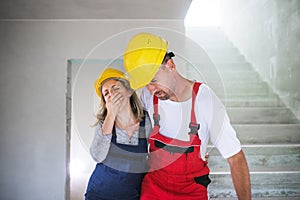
[140,83,241,160]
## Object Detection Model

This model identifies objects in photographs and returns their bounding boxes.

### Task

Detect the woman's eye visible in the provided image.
[113,86,120,91]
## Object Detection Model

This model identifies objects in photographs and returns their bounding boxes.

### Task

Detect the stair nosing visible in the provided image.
[210,171,300,175]
[207,144,300,148]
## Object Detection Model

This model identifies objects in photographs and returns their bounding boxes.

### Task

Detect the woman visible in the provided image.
[85,68,151,200]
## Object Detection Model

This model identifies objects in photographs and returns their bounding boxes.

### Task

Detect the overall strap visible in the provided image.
[189,82,201,135]
[111,125,117,143]
[138,111,147,139]
[153,95,160,127]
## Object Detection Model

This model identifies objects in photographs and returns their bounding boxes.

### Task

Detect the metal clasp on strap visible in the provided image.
[153,113,160,127]
[189,122,200,135]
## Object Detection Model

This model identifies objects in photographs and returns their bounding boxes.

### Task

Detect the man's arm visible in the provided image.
[227,150,251,200]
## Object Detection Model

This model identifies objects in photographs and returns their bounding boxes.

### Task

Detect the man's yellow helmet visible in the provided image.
[124,33,168,90]
[94,68,126,97]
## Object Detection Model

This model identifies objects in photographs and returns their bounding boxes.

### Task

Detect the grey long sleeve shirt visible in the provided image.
[90,113,152,163]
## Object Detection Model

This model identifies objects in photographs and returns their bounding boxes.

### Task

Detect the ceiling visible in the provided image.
[0,0,192,19]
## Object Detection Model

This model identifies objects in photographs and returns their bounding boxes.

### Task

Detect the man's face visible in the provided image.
[146,65,174,100]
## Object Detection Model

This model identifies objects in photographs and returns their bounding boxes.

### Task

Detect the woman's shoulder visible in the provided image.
[142,110,151,121]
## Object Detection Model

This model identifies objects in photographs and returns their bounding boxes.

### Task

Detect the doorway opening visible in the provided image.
[66,59,124,200]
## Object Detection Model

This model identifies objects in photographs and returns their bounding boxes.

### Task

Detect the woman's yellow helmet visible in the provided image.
[94,68,126,97]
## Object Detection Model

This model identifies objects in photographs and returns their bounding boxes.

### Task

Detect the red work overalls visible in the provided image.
[141,82,211,200]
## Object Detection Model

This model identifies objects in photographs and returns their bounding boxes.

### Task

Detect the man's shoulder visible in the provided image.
[196,82,210,97]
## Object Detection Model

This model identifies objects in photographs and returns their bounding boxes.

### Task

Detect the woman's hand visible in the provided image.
[101,90,124,135]
[106,91,124,119]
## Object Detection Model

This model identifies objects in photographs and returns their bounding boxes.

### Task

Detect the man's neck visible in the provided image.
[169,77,194,102]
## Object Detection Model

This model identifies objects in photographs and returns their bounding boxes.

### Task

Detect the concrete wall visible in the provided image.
[0,20,185,200]
[220,0,300,118]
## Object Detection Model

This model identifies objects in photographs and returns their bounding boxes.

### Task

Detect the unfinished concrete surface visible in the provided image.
[186,26,300,198]
[0,0,299,199]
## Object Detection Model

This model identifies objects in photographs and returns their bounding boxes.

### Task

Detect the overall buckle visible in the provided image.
[153,113,160,127]
[189,122,200,135]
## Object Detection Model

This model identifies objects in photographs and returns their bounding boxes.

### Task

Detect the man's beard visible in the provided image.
[154,90,169,100]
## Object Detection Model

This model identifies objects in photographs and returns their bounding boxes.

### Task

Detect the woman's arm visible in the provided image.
[90,124,112,163]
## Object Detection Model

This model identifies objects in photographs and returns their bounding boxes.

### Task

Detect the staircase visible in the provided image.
[185,27,300,199]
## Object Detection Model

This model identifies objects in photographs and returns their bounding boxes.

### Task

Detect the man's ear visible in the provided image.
[166,59,176,71]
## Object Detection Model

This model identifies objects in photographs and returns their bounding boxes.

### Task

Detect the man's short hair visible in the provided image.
[162,52,175,64]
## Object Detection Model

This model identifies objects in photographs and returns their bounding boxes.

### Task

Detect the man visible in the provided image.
[123,33,251,200]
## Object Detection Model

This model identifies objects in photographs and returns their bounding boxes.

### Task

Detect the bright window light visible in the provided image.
[70,159,85,177]
[184,0,221,27]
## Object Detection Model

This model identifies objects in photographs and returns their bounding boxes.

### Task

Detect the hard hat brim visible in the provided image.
[126,64,160,90]
[94,68,126,97]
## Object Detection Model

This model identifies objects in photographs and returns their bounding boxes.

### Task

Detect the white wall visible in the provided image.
[220,0,300,118]
[0,20,185,200]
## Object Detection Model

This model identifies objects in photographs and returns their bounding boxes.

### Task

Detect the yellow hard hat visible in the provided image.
[124,33,168,90]
[94,68,126,97]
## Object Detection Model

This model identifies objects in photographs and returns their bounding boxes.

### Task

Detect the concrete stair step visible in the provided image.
[187,70,260,82]
[211,198,300,200]
[217,93,278,99]
[187,68,258,79]
[213,70,259,79]
[187,50,245,62]
[207,146,300,171]
[218,92,284,108]
[215,62,254,70]
[216,92,284,108]
[187,62,254,71]
[233,124,300,144]
[186,62,255,73]
[227,107,299,124]
[221,98,282,107]
[209,83,270,96]
[208,172,300,198]
[214,59,257,64]
[210,54,245,62]
[187,53,245,62]
[216,90,271,97]
[187,67,258,75]
[208,81,269,91]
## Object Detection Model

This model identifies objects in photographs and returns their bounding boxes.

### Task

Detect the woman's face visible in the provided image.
[101,79,131,104]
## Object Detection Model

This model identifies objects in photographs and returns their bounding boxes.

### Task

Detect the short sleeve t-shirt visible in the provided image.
[140,83,241,160]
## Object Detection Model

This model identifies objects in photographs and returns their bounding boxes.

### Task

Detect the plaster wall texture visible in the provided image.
[0,20,185,200]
